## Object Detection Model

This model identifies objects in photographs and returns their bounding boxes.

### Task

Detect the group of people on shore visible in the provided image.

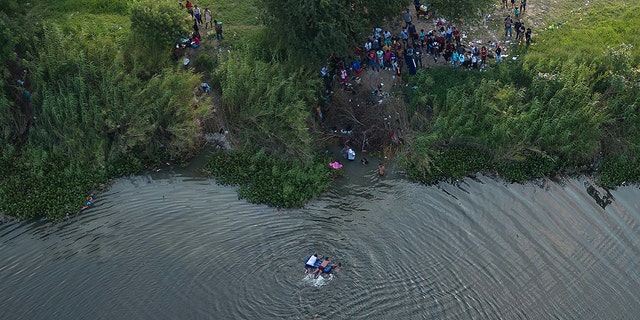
[503,14,532,47]
[324,13,482,93]
[324,0,536,87]
[180,1,224,41]
[318,2,535,180]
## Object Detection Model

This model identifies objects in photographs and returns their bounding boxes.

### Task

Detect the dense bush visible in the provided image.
[214,50,321,161]
[0,0,211,219]
[204,150,335,208]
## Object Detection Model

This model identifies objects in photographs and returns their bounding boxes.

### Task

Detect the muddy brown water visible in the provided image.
[1,159,639,319]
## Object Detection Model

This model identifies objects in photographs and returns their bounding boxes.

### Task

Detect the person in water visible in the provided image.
[361,158,369,165]
[347,148,356,161]
[378,163,386,176]
[305,254,318,272]
[313,257,331,276]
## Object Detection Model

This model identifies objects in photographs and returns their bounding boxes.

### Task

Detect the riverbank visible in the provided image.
[3,0,639,219]
[195,0,640,209]
[395,0,640,188]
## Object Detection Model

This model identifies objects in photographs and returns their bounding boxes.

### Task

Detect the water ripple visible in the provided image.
[1,174,640,319]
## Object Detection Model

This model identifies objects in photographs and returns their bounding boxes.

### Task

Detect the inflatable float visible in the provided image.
[304,255,335,274]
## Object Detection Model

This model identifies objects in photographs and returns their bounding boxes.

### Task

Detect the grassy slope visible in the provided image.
[527,2,640,65]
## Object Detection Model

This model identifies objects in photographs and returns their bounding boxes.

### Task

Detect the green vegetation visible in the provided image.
[3,0,639,219]
[260,0,407,64]
[0,0,212,219]
[204,149,336,207]
[404,2,640,187]
[214,49,320,160]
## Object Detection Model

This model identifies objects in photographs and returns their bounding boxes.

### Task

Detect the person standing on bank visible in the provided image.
[404,9,412,28]
[193,5,203,24]
[495,43,503,63]
[193,19,200,39]
[204,8,213,29]
[185,0,194,17]
[214,20,224,40]
[504,15,513,38]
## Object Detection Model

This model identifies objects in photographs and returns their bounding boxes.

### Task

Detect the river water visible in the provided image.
[1,161,639,319]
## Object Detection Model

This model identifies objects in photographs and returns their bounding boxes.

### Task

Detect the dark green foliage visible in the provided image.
[192,54,218,79]
[0,0,24,16]
[0,15,20,143]
[204,150,335,208]
[0,3,211,219]
[201,4,341,208]
[497,151,559,182]
[597,155,640,188]
[126,1,190,77]
[130,2,189,50]
[48,0,130,15]
[0,16,17,63]
[215,52,320,161]
[405,62,604,183]
[0,153,105,220]
[260,0,407,64]
[428,0,496,21]
[403,142,492,184]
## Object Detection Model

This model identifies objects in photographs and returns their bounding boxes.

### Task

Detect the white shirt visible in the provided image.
[306,255,317,266]
[347,148,356,161]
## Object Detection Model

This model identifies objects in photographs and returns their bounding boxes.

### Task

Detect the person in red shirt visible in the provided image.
[453,26,461,47]
[185,1,194,17]
[480,46,487,66]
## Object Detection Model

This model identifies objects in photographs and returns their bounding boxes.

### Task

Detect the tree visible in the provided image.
[428,0,495,21]
[261,0,406,64]
[130,2,190,51]
[127,1,190,77]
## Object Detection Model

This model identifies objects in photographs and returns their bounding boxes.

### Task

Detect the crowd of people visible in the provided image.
[503,14,532,47]
[318,1,537,180]
[179,1,224,43]
[322,0,535,93]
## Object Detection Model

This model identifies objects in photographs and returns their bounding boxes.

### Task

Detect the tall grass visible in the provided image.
[0,0,215,219]
[404,1,640,185]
